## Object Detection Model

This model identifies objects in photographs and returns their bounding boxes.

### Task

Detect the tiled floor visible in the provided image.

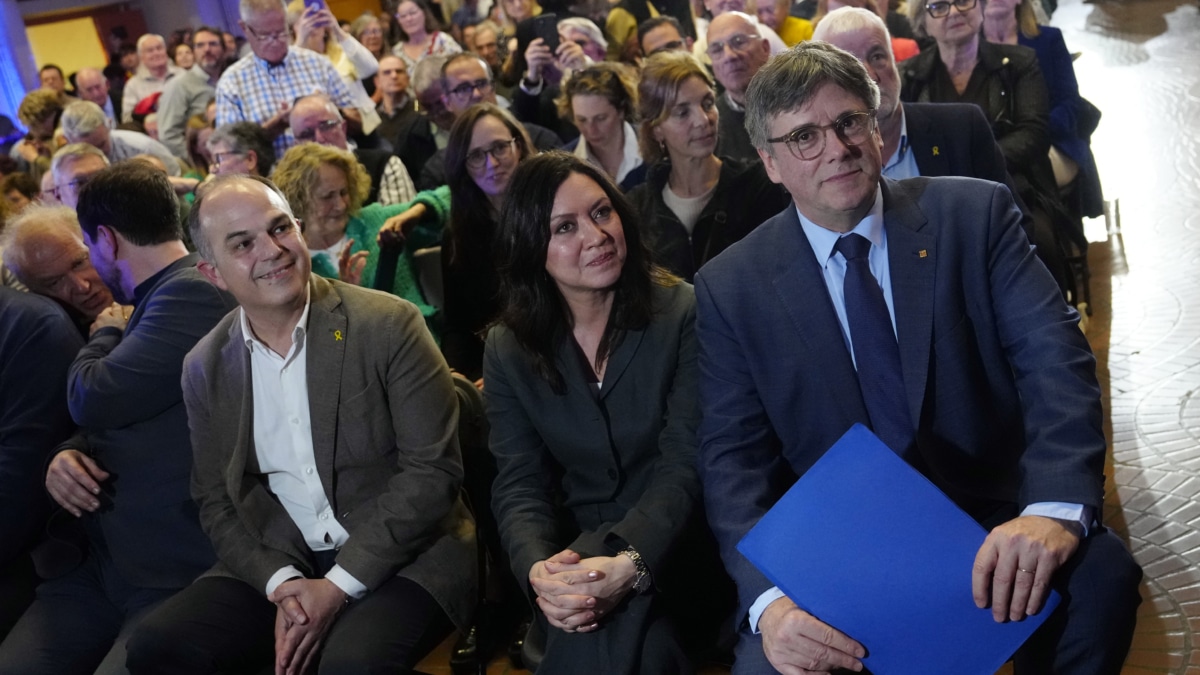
[418,0,1200,670]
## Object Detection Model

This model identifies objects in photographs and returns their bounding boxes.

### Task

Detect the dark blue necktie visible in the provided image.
[835,233,915,458]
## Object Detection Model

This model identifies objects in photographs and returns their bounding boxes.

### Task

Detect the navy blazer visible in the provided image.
[694,177,1105,621]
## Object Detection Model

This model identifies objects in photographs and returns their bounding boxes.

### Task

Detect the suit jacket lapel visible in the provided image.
[881,179,935,426]
[907,105,951,178]
[598,327,643,400]
[768,207,868,420]
[305,277,346,508]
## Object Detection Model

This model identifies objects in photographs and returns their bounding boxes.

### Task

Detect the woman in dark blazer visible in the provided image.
[484,151,729,673]
[626,52,789,282]
[900,0,1077,297]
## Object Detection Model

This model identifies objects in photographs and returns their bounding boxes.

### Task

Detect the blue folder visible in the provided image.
[737,424,1059,674]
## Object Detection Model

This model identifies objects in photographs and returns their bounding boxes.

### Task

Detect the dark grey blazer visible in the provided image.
[483,282,730,671]
[183,275,476,629]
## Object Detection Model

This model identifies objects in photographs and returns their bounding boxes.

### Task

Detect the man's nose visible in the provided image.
[69,272,91,293]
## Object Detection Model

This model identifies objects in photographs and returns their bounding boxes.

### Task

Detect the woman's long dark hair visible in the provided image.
[495,151,674,394]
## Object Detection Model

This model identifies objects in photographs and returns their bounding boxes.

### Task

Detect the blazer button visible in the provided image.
[606,469,617,480]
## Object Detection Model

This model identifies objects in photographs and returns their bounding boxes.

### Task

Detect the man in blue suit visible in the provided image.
[695,42,1141,674]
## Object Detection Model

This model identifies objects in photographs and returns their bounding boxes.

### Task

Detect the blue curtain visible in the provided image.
[0,0,36,134]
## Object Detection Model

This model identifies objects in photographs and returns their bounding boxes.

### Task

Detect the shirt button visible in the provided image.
[291,418,299,425]
[305,467,314,475]
[320,512,329,520]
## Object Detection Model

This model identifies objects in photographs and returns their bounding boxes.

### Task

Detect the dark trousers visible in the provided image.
[0,547,177,675]
[126,573,453,675]
[729,528,1142,675]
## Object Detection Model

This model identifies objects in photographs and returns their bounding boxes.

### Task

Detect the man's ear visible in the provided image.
[84,224,120,259]
[246,150,259,174]
[758,146,784,185]
[197,259,227,290]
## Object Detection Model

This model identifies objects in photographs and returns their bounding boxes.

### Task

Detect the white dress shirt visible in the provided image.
[240,300,368,599]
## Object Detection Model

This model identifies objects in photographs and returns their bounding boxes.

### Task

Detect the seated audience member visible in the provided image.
[755,0,815,45]
[469,21,507,85]
[485,151,729,672]
[206,122,276,177]
[125,173,475,675]
[11,90,64,172]
[0,286,83,638]
[75,68,121,123]
[393,56,455,180]
[706,12,772,163]
[39,64,72,97]
[627,52,788,281]
[289,93,417,206]
[0,205,113,324]
[607,0,697,62]
[556,63,646,191]
[61,101,181,176]
[122,34,184,124]
[392,0,463,73]
[350,12,388,64]
[900,0,1076,298]
[983,0,1104,220]
[271,143,448,330]
[0,164,236,675]
[49,144,110,211]
[375,55,419,148]
[638,16,695,57]
[814,7,1022,194]
[171,43,194,69]
[184,115,215,176]
[450,0,486,42]
[157,27,227,159]
[813,0,919,55]
[513,17,607,140]
[694,0,787,61]
[290,1,383,137]
[440,103,535,381]
[215,0,359,158]
[696,41,1141,675]
[2,173,38,213]
[420,53,561,188]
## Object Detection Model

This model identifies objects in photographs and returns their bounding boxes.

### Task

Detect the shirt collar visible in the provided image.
[574,121,644,183]
[797,185,886,267]
[240,286,313,356]
[883,107,910,172]
[253,47,292,71]
[723,91,745,113]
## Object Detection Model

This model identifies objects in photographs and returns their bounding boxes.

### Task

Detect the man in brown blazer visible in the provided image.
[126,174,475,675]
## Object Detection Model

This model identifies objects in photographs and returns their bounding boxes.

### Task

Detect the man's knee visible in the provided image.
[1065,528,1143,618]
[124,613,194,673]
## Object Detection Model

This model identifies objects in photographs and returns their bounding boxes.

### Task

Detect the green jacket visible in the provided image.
[311,185,450,335]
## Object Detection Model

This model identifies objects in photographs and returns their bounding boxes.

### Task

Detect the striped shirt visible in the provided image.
[215,47,355,158]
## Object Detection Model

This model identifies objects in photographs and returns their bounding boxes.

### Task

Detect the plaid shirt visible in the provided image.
[215,47,355,158]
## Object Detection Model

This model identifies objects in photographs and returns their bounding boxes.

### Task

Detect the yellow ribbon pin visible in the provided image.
[334,330,343,341]
[932,146,940,156]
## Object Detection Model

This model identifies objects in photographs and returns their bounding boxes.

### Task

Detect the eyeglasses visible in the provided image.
[647,40,684,56]
[706,33,758,59]
[447,78,494,101]
[465,138,516,170]
[294,118,342,141]
[766,110,876,161]
[924,0,977,18]
[244,22,289,44]
[53,175,93,200]
[212,151,246,169]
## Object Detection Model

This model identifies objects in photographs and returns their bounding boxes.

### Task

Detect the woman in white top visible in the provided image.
[555,62,646,192]
[391,0,462,73]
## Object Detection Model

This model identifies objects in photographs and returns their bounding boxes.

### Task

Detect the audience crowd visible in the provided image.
[0,0,1137,672]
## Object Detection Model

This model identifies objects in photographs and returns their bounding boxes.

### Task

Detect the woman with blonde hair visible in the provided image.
[555,62,646,191]
[627,52,787,282]
[272,143,450,332]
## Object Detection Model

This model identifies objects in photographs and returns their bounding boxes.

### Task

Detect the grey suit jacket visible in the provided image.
[183,275,475,629]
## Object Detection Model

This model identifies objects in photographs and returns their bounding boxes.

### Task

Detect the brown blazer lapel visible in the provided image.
[305,277,347,509]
